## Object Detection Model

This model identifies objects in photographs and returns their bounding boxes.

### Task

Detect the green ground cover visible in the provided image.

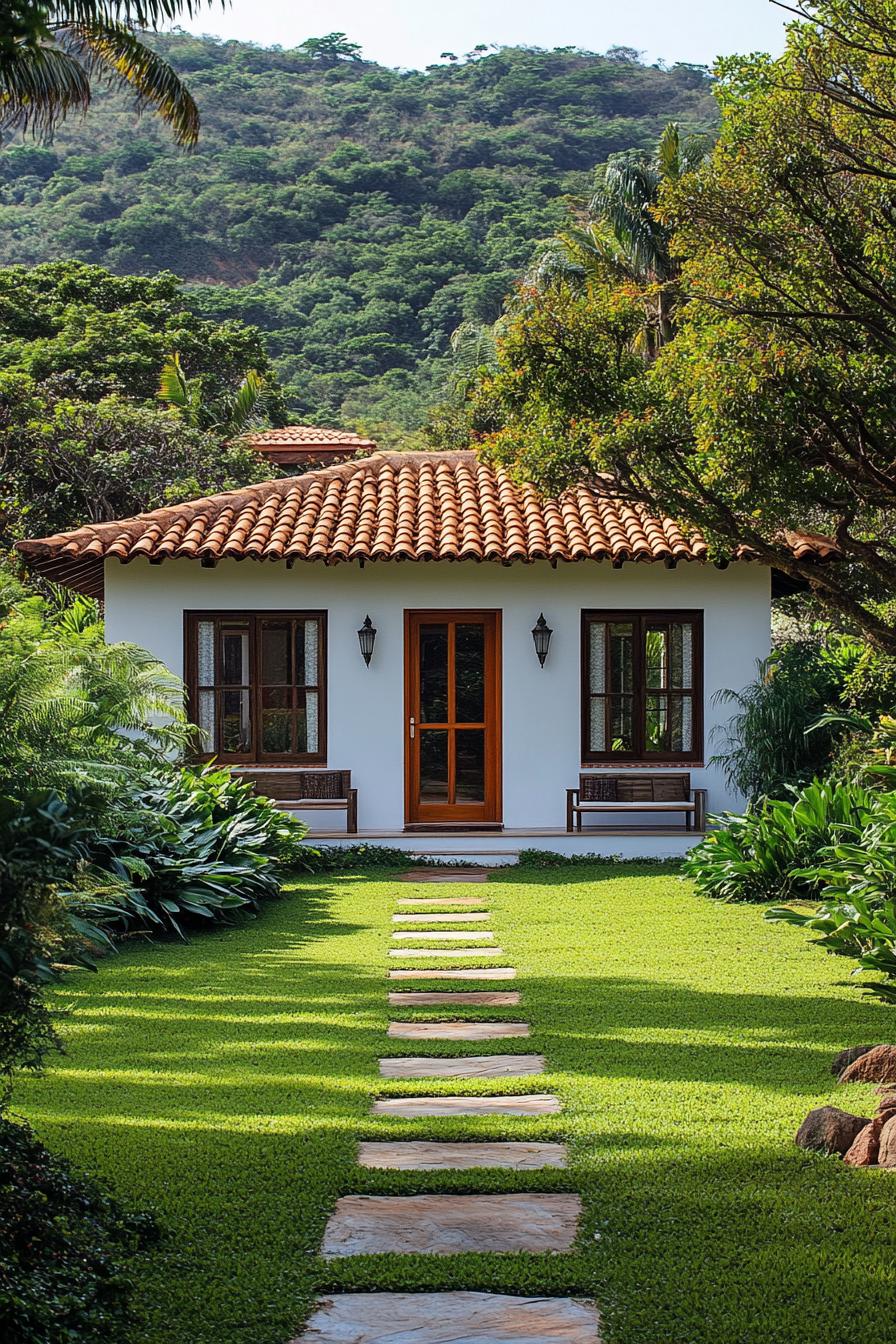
[12,864,896,1344]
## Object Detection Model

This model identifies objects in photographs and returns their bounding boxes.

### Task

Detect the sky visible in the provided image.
[180,0,794,71]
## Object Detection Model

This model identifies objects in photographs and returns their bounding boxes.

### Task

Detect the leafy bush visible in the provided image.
[766,791,896,1003]
[710,638,864,802]
[86,766,310,938]
[0,1116,157,1344]
[683,778,878,903]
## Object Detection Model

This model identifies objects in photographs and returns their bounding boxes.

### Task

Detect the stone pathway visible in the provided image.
[294,869,601,1342]
[387,1020,530,1039]
[358,1140,568,1170]
[298,1293,601,1342]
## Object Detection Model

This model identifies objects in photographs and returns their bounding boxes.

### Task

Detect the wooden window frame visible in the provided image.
[581,609,703,764]
[184,610,327,766]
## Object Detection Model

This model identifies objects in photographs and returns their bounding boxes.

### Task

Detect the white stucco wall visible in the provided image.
[104,556,770,840]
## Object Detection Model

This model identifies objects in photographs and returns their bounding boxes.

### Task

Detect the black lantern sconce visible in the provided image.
[357,615,376,666]
[532,613,552,667]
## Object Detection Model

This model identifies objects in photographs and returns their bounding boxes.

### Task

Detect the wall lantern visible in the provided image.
[357,615,377,666]
[532,613,552,667]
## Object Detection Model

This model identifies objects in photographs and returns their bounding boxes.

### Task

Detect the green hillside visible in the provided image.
[0,36,716,429]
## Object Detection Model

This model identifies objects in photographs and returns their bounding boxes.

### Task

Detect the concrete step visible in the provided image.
[321,1193,581,1257]
[293,1291,601,1342]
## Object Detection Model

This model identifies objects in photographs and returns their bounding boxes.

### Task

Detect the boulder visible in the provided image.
[843,1119,883,1167]
[832,1045,878,1077]
[795,1106,870,1156]
[839,1044,896,1085]
[876,1091,896,1120]
[877,1115,896,1168]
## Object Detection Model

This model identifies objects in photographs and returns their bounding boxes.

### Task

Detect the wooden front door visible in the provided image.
[405,611,502,826]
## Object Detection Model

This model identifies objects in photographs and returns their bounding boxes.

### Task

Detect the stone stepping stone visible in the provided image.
[388,1020,530,1040]
[396,895,487,906]
[389,947,503,957]
[392,930,495,941]
[388,990,521,1006]
[393,911,492,922]
[388,966,516,980]
[372,1092,562,1117]
[358,1140,568,1170]
[294,1291,601,1342]
[321,1193,581,1257]
[400,868,488,882]
[379,1054,545,1079]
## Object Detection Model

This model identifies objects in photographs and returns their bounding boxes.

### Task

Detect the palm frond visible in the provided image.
[0,41,91,136]
[157,352,189,408]
[60,21,200,145]
[51,1,222,25]
[225,369,266,436]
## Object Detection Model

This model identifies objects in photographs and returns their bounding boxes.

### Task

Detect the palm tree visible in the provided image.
[543,123,709,356]
[0,2,219,146]
[157,351,269,437]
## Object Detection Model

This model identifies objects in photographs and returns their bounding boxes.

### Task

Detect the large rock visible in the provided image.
[839,1044,896,1085]
[843,1119,883,1167]
[877,1115,896,1167]
[796,1106,870,1155]
[832,1044,879,1077]
[876,1090,896,1120]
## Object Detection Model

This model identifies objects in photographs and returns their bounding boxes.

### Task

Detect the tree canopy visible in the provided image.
[0,35,716,429]
[441,2,896,648]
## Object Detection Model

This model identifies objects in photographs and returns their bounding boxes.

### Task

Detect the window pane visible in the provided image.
[419,729,448,802]
[645,626,668,690]
[670,696,693,753]
[589,697,607,752]
[670,623,693,690]
[609,623,633,693]
[297,619,319,688]
[298,689,319,754]
[261,622,291,683]
[455,623,485,722]
[588,623,606,693]
[221,629,249,685]
[221,688,250,752]
[197,689,215,752]
[646,694,668,751]
[455,729,485,802]
[262,710,291,754]
[197,621,215,686]
[609,696,633,752]
[420,624,448,722]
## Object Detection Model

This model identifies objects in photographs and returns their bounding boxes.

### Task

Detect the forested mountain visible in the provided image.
[0,35,716,430]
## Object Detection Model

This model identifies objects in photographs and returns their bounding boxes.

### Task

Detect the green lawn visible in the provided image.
[13,864,896,1344]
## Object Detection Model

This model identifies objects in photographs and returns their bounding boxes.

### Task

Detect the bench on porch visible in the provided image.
[566,772,707,833]
[239,769,358,834]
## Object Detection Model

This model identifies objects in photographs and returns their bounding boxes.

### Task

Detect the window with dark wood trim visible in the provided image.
[184,612,327,764]
[582,610,703,763]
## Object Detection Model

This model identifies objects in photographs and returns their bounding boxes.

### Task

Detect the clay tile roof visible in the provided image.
[16,451,838,599]
[243,425,376,448]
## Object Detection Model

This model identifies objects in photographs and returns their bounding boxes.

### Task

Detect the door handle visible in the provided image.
[409,716,416,739]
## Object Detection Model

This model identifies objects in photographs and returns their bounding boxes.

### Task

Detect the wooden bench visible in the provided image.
[239,769,358,834]
[566,772,706,833]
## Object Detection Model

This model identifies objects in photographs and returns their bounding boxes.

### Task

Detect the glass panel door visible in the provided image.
[407,612,500,824]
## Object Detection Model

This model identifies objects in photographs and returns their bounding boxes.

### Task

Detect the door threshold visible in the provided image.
[404,823,504,834]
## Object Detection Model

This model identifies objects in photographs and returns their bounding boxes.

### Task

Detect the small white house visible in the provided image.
[19,449,834,860]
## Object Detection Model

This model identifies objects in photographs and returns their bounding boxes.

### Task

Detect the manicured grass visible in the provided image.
[13,864,896,1344]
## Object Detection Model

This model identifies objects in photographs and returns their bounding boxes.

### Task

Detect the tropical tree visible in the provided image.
[540,122,709,354]
[157,351,268,437]
[0,1,219,145]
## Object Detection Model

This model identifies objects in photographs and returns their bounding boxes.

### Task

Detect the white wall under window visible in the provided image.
[104,556,771,835]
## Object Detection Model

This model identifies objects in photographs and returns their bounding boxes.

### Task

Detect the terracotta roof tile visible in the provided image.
[17,451,838,598]
[243,425,376,448]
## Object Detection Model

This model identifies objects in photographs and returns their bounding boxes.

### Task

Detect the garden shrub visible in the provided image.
[683,778,878,903]
[0,1115,157,1344]
[84,766,310,938]
[766,790,896,1003]
[710,638,864,802]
